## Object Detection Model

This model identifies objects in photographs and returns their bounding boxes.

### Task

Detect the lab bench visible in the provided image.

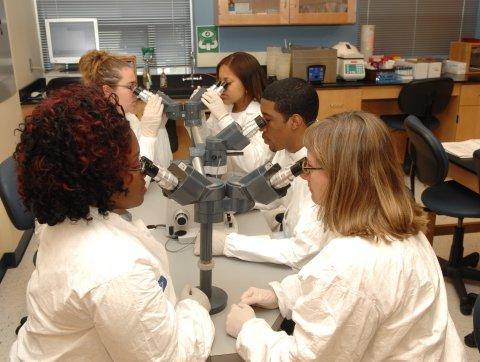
[129,185,294,361]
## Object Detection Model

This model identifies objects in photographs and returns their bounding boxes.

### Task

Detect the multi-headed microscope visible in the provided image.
[134,84,303,314]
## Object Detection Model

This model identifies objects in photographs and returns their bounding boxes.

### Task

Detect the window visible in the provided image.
[358,0,478,58]
[36,0,193,70]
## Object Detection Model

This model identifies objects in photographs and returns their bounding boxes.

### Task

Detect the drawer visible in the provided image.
[317,88,362,120]
[459,84,480,106]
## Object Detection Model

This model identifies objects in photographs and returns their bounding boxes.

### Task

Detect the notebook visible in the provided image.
[442,139,480,158]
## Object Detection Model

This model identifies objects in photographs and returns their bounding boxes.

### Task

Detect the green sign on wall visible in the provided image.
[196,25,219,53]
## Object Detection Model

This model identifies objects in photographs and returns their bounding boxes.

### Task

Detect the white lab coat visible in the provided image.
[201,100,273,178]
[10,208,214,361]
[127,112,172,169]
[224,147,331,269]
[236,233,466,361]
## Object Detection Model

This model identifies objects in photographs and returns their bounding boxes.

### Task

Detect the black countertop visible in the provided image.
[20,72,480,105]
[314,73,480,89]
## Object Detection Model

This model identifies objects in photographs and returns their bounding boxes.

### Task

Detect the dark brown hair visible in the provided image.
[216,52,267,102]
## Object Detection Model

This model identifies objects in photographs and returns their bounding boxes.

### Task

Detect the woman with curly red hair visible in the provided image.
[10,84,214,361]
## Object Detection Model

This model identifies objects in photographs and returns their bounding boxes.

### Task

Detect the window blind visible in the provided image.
[35,0,192,70]
[358,0,478,58]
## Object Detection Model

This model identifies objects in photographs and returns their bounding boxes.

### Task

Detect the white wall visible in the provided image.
[0,0,42,255]
[5,0,43,89]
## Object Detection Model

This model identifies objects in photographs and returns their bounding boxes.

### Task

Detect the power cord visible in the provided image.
[165,234,196,253]
[146,224,196,253]
[147,223,166,229]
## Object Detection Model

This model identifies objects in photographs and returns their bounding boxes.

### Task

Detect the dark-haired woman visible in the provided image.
[10,84,214,361]
[200,52,273,177]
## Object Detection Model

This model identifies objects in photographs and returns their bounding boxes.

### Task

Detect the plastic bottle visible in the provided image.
[160,68,168,89]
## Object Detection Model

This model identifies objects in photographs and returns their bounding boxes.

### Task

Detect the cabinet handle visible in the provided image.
[329,103,345,108]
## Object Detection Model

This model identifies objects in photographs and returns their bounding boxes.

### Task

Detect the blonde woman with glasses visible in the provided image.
[79,50,172,170]
[225,111,465,361]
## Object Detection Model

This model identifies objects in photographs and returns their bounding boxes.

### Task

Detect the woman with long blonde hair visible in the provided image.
[226,111,465,361]
[79,50,172,169]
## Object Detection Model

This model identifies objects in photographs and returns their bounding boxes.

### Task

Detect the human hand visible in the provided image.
[189,85,201,99]
[226,303,255,338]
[201,89,228,121]
[180,284,211,312]
[240,287,278,309]
[141,94,166,136]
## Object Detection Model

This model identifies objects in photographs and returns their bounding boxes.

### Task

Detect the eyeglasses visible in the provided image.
[302,159,323,174]
[116,83,138,92]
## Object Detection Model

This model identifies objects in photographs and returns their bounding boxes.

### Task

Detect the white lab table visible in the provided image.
[130,185,295,361]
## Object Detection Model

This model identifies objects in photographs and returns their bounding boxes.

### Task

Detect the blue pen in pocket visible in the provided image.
[158,276,167,291]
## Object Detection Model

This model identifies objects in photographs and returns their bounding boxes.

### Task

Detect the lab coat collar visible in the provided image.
[286,147,307,163]
[228,100,261,116]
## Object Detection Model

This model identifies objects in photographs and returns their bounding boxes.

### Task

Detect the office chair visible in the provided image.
[0,156,35,335]
[405,115,480,315]
[0,156,34,230]
[381,77,454,174]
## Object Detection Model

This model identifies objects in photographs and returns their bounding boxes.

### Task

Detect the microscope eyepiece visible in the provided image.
[140,156,159,178]
[253,115,267,129]
[133,86,143,96]
[290,157,305,177]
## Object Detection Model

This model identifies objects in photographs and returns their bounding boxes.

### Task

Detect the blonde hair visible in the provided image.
[79,50,130,87]
[304,111,427,242]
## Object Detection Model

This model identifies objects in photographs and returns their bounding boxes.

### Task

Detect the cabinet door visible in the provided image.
[456,106,480,141]
[459,84,480,106]
[216,0,289,25]
[289,0,356,24]
[316,88,362,120]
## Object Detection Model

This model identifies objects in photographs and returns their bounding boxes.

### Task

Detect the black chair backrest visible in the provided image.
[0,156,34,230]
[399,77,454,124]
[474,148,480,193]
[404,115,449,187]
[474,295,480,351]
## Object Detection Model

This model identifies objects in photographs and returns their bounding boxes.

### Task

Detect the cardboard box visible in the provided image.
[427,61,442,78]
[289,46,337,83]
[443,59,466,74]
[396,60,428,79]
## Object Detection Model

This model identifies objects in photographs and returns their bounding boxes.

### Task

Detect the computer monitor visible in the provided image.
[45,18,99,64]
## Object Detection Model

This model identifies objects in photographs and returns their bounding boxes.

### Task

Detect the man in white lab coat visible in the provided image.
[197,78,331,269]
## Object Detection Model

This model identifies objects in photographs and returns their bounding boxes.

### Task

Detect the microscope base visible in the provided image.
[207,286,228,315]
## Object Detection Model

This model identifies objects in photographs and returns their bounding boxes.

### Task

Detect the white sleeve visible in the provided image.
[227,131,273,176]
[206,111,235,135]
[269,274,303,319]
[154,127,173,168]
[126,113,156,163]
[88,265,214,361]
[237,276,380,361]
[224,233,321,269]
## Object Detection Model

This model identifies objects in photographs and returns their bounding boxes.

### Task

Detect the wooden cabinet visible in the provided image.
[289,0,356,24]
[215,0,356,26]
[316,88,361,120]
[456,84,480,141]
[216,0,289,25]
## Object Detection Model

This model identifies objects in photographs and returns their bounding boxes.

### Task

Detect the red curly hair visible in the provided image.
[14,84,132,225]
